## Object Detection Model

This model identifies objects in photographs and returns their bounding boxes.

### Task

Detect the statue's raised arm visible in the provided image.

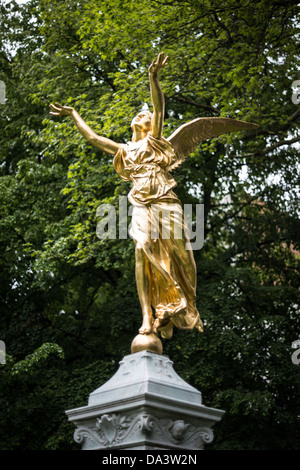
[148,52,168,139]
[49,102,120,156]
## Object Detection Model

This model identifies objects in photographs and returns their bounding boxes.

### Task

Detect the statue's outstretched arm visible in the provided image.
[148,53,168,139]
[49,103,120,156]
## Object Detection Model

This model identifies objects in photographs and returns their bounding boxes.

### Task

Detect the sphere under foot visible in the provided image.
[131,333,163,355]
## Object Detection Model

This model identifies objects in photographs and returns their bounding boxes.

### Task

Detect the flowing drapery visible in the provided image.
[114,133,203,338]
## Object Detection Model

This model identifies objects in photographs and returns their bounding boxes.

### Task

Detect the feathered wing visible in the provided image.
[166,117,258,171]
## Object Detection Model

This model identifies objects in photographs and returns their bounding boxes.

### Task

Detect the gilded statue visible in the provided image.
[50,53,257,354]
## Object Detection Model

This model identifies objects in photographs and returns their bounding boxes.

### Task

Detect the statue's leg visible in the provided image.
[135,242,153,334]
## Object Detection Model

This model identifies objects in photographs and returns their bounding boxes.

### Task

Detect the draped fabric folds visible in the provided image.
[113,133,203,338]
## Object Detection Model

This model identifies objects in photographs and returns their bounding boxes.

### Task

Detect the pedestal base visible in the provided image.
[66,351,224,450]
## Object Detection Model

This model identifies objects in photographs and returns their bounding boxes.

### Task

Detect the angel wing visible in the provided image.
[166,117,258,171]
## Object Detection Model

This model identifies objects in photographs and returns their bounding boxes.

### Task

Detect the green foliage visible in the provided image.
[11,342,64,375]
[0,0,299,450]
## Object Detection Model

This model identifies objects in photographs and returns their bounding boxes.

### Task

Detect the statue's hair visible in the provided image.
[139,110,152,117]
[131,110,152,128]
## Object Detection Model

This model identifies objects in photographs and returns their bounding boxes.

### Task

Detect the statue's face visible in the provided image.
[131,111,152,131]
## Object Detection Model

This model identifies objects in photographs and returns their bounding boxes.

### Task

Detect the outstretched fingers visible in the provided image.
[55,102,64,108]
[49,102,65,115]
[149,52,169,74]
[157,52,168,67]
[162,54,169,66]
[49,102,73,117]
[49,103,59,115]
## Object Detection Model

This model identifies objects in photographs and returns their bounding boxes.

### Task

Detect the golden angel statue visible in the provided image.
[50,53,258,354]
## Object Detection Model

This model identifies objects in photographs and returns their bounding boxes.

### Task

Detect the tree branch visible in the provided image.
[243,107,300,141]
[170,93,220,115]
[212,11,233,43]
[206,195,260,235]
[242,136,300,158]
[287,107,300,123]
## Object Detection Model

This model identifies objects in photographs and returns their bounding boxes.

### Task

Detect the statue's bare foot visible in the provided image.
[139,312,153,335]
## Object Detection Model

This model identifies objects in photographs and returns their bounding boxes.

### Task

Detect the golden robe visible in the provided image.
[113,133,203,338]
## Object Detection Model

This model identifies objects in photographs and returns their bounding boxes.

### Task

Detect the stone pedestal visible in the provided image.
[66,351,224,450]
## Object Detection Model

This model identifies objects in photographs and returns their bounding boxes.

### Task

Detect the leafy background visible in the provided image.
[0,0,299,450]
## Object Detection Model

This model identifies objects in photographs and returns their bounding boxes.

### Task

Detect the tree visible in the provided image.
[0,0,299,450]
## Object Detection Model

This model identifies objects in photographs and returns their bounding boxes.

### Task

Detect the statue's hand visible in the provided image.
[49,102,74,117]
[148,52,168,75]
